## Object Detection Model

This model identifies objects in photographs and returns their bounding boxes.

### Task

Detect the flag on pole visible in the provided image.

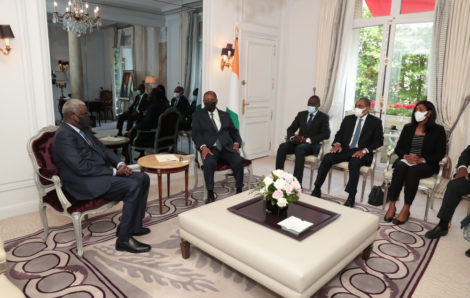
[226,35,240,129]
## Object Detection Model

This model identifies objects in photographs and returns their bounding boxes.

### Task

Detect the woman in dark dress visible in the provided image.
[384,101,446,225]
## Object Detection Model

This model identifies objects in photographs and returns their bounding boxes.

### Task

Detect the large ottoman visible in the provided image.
[178,192,378,298]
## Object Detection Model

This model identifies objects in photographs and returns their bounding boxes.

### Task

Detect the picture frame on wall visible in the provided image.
[120,70,134,99]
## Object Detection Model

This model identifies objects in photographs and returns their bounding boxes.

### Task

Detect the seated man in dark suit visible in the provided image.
[116,84,150,136]
[192,91,244,204]
[426,146,470,253]
[276,95,330,186]
[171,86,192,130]
[311,97,383,207]
[53,99,151,253]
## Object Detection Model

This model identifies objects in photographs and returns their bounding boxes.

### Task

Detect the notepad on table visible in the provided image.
[155,154,179,162]
[277,216,313,235]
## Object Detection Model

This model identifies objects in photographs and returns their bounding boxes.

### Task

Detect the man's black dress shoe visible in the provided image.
[465,248,470,257]
[236,188,243,194]
[425,225,448,239]
[205,191,215,204]
[344,196,355,208]
[116,225,151,237]
[115,237,151,253]
[311,187,321,198]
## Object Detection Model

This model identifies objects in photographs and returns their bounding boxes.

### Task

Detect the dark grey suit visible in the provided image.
[192,108,243,190]
[52,123,150,241]
[315,113,384,196]
[276,110,330,184]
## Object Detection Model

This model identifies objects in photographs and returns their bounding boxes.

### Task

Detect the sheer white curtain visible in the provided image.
[133,25,147,86]
[429,0,470,163]
[314,0,354,138]
[179,11,192,95]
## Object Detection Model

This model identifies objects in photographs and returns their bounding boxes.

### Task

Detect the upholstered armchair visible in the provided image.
[27,126,119,257]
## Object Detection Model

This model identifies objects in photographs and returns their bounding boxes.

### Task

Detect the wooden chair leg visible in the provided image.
[72,213,84,257]
[424,192,432,222]
[39,205,49,242]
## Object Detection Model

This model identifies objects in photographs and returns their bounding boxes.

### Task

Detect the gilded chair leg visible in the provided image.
[247,166,253,190]
[72,213,84,257]
[361,174,367,202]
[343,171,348,187]
[39,204,49,243]
[327,169,333,194]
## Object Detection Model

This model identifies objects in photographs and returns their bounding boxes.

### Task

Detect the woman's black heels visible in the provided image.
[393,212,410,225]
[383,208,396,222]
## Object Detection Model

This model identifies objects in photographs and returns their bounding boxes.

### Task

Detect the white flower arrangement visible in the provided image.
[256,169,301,208]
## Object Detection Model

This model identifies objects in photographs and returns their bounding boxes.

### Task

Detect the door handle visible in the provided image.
[241,80,247,86]
[242,99,250,115]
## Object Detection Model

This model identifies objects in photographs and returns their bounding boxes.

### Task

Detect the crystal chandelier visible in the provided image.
[52,0,102,37]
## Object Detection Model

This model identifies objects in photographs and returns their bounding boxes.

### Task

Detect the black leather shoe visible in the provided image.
[236,188,243,194]
[205,190,215,204]
[425,225,448,239]
[393,212,410,225]
[115,237,151,253]
[311,187,321,198]
[116,225,151,237]
[344,196,355,207]
[383,207,396,222]
[465,248,470,257]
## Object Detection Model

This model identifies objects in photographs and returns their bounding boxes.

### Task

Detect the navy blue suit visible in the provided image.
[192,108,243,190]
[52,123,150,240]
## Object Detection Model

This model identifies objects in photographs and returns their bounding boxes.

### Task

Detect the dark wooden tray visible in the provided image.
[228,196,340,241]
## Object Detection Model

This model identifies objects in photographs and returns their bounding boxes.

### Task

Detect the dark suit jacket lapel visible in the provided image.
[359,115,372,140]
[204,109,219,132]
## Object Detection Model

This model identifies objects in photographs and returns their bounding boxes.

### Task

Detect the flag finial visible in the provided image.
[235,26,239,38]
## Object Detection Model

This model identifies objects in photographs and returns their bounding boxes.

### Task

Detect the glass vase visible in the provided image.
[265,199,288,217]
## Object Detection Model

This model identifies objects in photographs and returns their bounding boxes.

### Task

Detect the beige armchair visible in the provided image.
[327,147,382,202]
[382,150,448,221]
[285,139,330,190]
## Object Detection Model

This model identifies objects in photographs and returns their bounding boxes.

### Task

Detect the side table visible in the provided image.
[138,154,191,213]
[99,136,131,164]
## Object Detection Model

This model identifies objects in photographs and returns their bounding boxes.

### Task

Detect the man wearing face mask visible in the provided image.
[116,84,149,136]
[53,99,152,253]
[170,86,192,131]
[311,97,383,207]
[275,95,330,186]
[192,91,244,204]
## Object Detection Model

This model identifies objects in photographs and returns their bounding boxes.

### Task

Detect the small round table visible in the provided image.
[138,154,191,214]
[99,136,131,164]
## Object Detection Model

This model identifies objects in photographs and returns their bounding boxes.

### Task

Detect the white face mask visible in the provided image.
[354,107,365,117]
[414,110,427,122]
[173,92,180,98]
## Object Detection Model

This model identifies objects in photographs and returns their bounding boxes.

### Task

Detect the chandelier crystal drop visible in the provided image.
[52,0,102,37]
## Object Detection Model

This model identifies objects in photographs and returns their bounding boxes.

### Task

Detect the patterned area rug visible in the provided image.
[5,176,439,297]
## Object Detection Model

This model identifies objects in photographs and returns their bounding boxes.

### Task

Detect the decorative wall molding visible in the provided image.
[0,179,35,193]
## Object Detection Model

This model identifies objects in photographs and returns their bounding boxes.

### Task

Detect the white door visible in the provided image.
[240,33,277,159]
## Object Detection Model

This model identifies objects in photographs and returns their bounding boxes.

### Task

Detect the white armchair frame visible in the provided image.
[285,139,330,190]
[382,149,448,222]
[193,143,253,200]
[327,147,382,202]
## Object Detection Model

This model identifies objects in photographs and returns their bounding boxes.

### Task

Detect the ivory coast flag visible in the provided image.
[226,37,240,129]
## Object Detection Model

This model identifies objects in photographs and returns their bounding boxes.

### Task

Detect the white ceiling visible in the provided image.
[64,0,202,15]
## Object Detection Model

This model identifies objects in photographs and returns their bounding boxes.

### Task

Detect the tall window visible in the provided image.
[346,0,435,161]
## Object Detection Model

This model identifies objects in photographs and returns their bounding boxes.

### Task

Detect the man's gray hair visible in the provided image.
[62,98,86,118]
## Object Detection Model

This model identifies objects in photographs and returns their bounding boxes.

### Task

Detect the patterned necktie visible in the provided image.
[210,113,222,150]
[349,118,363,149]
[306,113,314,128]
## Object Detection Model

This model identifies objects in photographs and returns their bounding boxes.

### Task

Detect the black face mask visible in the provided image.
[78,115,91,130]
[204,101,217,112]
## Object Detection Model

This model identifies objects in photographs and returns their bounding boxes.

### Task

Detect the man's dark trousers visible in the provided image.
[276,142,320,185]
[102,172,150,241]
[314,148,369,196]
[202,147,244,191]
[437,177,470,221]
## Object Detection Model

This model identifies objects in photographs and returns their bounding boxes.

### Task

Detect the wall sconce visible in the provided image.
[0,25,15,56]
[220,43,235,71]
[58,60,69,71]
[55,71,68,99]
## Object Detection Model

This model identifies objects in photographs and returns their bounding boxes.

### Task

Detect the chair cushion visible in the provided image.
[333,161,371,174]
[43,189,111,213]
[32,131,58,185]
[286,154,319,164]
[385,170,437,189]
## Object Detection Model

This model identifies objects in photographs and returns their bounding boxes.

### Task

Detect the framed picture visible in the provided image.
[120,70,134,99]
